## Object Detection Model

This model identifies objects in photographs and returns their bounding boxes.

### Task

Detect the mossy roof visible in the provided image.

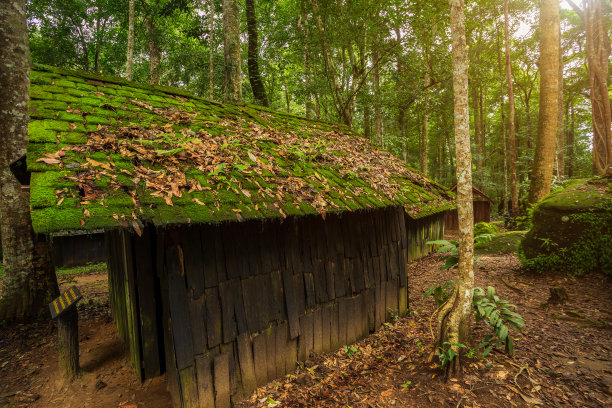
[27,64,455,234]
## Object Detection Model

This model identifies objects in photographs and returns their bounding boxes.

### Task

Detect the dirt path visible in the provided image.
[1,252,611,407]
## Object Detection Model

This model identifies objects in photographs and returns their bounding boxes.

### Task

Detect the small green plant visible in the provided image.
[388,308,400,322]
[423,280,454,306]
[436,342,467,367]
[343,345,358,357]
[474,222,499,236]
[401,380,412,388]
[473,286,524,356]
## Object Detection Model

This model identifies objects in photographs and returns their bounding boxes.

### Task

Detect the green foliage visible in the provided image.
[423,280,454,306]
[342,345,358,358]
[472,287,524,357]
[473,222,499,236]
[56,262,107,277]
[436,342,467,368]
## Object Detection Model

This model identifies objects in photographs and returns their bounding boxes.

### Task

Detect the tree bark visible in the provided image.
[434,0,474,377]
[504,0,519,213]
[145,17,161,85]
[126,0,135,81]
[209,0,215,100]
[421,70,430,176]
[246,0,268,106]
[0,0,59,321]
[529,0,560,204]
[556,32,564,179]
[584,0,611,175]
[57,306,79,380]
[373,46,382,145]
[497,25,509,213]
[223,0,242,104]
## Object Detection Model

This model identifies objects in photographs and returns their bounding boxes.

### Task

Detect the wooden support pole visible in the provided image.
[57,306,79,380]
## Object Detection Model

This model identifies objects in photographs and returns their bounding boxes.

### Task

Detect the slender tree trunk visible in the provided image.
[364,104,371,140]
[223,0,242,104]
[126,0,135,80]
[504,0,519,213]
[497,26,509,213]
[373,47,382,145]
[529,0,560,204]
[93,16,100,74]
[209,0,215,100]
[556,32,565,178]
[284,78,290,112]
[145,17,161,85]
[421,70,430,176]
[0,0,59,321]
[567,104,575,177]
[434,0,474,377]
[246,0,268,106]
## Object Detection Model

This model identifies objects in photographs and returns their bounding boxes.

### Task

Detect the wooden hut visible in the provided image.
[444,185,493,231]
[27,65,454,408]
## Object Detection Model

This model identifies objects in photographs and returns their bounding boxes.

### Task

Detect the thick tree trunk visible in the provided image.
[584,0,611,175]
[126,0,135,80]
[504,0,519,213]
[223,0,242,104]
[434,0,474,377]
[209,0,215,100]
[529,0,560,204]
[555,25,565,178]
[145,17,161,85]
[0,0,59,321]
[246,0,268,106]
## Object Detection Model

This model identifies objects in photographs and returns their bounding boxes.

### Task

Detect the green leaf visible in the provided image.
[498,325,509,341]
[486,286,495,298]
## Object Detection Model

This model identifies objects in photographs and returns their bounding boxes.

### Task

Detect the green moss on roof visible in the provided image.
[27,64,454,234]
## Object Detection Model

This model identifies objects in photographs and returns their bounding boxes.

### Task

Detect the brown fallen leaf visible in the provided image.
[83,209,90,217]
[36,157,61,165]
[80,219,85,226]
[132,221,142,237]
[193,198,205,206]
[56,197,64,206]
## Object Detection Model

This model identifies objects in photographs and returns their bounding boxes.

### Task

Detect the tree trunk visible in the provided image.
[504,0,519,213]
[0,0,59,321]
[528,0,560,204]
[373,47,382,145]
[145,17,161,85]
[246,0,268,106]
[434,0,474,377]
[421,70,430,176]
[223,0,242,104]
[497,25,509,213]
[567,104,575,177]
[57,306,79,380]
[584,0,611,175]
[555,24,564,178]
[209,0,215,100]
[126,0,135,80]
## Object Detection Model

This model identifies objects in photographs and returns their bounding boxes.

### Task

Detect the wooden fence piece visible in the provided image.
[213,353,231,408]
[181,227,205,299]
[204,287,222,348]
[252,333,268,386]
[297,312,314,362]
[236,333,257,395]
[178,365,200,408]
[195,354,216,408]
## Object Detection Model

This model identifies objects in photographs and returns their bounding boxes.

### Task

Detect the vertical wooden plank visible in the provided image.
[195,354,216,408]
[338,298,348,347]
[285,332,298,374]
[242,276,263,334]
[313,307,323,353]
[219,280,237,344]
[252,332,268,386]
[178,365,200,408]
[167,245,195,371]
[133,228,161,379]
[222,223,241,280]
[181,226,206,299]
[270,270,284,321]
[281,264,300,339]
[205,287,222,348]
[366,288,375,332]
[324,260,336,301]
[121,230,142,379]
[274,322,287,378]
[213,353,231,408]
[231,279,248,335]
[264,327,276,382]
[303,272,316,309]
[293,273,305,317]
[297,312,313,362]
[330,302,339,351]
[200,225,218,288]
[398,286,408,317]
[236,333,257,396]
[188,296,207,355]
[213,232,227,283]
[321,304,331,352]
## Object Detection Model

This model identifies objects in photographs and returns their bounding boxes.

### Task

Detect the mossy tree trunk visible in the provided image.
[434,0,474,377]
[528,0,560,204]
[0,0,59,321]
[246,0,268,107]
[145,17,161,86]
[223,0,242,104]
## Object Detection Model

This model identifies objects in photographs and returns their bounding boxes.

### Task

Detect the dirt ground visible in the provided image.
[1,240,611,407]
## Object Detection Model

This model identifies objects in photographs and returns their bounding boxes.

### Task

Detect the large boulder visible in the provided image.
[519,177,612,275]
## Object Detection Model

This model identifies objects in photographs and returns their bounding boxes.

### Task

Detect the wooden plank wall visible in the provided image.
[406,213,446,262]
[52,232,106,267]
[444,201,491,231]
[153,207,418,408]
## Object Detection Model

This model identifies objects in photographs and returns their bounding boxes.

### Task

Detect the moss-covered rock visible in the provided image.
[519,177,612,275]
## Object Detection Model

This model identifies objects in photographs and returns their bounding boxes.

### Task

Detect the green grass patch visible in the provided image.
[475,231,527,255]
[56,262,107,277]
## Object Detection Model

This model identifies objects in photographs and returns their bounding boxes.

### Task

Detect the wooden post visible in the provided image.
[57,306,79,380]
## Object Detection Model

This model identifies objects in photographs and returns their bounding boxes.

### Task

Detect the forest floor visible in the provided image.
[1,231,611,408]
